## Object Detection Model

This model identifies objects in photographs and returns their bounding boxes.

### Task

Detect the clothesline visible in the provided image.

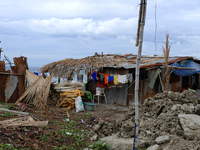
[89,71,137,88]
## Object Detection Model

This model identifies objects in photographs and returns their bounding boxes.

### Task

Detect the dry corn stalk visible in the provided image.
[162,33,171,91]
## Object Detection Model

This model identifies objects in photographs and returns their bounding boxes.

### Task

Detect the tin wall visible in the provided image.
[88,67,194,106]
[0,56,28,103]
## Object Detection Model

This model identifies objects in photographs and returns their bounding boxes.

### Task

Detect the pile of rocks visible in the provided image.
[92,89,200,149]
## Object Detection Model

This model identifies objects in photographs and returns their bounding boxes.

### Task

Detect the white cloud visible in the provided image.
[0,17,138,39]
[0,0,200,66]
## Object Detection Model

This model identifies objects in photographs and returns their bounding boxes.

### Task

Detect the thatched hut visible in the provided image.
[40,53,129,79]
[40,53,200,106]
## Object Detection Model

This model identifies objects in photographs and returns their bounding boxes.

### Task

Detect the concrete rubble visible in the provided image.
[93,89,200,150]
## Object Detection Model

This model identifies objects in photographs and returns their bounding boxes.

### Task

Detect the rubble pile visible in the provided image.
[93,89,200,149]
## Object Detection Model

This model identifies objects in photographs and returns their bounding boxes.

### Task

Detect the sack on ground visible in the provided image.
[75,96,85,112]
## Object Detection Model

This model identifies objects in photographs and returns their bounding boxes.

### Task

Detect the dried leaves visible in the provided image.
[40,54,128,79]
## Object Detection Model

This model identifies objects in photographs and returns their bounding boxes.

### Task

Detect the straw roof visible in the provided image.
[40,53,129,79]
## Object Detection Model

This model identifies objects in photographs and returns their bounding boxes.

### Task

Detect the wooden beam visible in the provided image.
[0,108,29,116]
[168,66,196,70]
[0,72,24,76]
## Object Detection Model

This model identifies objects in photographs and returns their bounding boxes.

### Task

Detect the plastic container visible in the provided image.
[77,74,83,83]
[84,102,96,111]
[96,87,101,95]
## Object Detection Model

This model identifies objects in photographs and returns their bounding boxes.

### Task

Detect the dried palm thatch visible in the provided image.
[15,70,54,110]
[40,53,128,79]
[162,33,171,91]
[25,70,39,89]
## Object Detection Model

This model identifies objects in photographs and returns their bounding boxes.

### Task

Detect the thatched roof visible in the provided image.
[40,53,129,79]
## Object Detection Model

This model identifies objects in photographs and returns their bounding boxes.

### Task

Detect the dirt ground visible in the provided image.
[0,102,128,150]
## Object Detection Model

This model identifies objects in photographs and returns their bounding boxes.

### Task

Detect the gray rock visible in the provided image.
[138,139,151,147]
[90,134,98,141]
[155,135,170,144]
[100,135,133,150]
[93,124,101,132]
[146,144,160,150]
[178,114,200,136]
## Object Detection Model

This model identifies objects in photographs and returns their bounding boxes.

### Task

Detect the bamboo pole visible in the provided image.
[134,0,147,149]
[135,1,143,47]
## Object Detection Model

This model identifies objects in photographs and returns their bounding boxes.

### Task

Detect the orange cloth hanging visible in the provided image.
[104,74,109,84]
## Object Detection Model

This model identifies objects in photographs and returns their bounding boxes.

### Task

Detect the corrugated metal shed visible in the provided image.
[89,54,200,106]
[108,54,192,69]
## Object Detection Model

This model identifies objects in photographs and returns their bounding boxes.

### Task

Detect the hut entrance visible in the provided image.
[182,76,189,89]
[192,73,199,89]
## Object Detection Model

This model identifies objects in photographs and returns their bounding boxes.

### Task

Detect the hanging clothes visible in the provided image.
[108,76,114,84]
[114,75,119,85]
[97,81,111,88]
[126,74,133,83]
[99,74,105,82]
[91,72,98,82]
[97,73,100,80]
[104,74,109,84]
[118,75,127,84]
[89,71,93,80]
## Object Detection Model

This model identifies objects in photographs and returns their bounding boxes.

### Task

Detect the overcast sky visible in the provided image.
[0,0,200,67]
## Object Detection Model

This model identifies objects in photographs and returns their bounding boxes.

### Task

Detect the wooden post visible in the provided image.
[134,0,147,149]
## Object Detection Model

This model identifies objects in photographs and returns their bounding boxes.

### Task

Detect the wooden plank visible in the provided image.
[0,72,24,76]
[0,116,48,128]
[168,66,196,70]
[0,108,29,116]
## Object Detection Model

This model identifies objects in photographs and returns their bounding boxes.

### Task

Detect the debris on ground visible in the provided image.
[0,108,29,116]
[93,89,200,150]
[15,70,54,110]
[58,89,83,110]
[55,81,84,92]
[0,116,48,128]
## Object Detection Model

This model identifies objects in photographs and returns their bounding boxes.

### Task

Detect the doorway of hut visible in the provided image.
[192,73,199,89]
[182,76,189,90]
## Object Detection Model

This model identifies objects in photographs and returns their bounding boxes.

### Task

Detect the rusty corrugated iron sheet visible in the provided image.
[0,56,28,103]
[0,61,6,102]
[140,57,190,69]
[108,55,193,70]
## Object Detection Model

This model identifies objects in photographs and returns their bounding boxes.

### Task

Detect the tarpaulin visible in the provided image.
[171,60,200,76]
[149,68,161,89]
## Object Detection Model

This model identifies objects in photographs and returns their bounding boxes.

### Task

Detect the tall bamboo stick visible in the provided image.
[134,0,147,149]
[162,33,171,91]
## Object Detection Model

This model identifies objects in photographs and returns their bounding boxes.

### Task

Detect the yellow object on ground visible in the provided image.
[58,89,83,110]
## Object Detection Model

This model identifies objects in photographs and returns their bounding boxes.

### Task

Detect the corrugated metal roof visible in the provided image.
[107,54,195,69]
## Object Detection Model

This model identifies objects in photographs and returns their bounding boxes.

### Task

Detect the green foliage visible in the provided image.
[0,143,28,150]
[84,112,91,118]
[39,135,49,143]
[0,103,16,109]
[43,125,49,129]
[50,120,60,125]
[89,141,112,150]
[0,112,14,117]
[53,145,75,150]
